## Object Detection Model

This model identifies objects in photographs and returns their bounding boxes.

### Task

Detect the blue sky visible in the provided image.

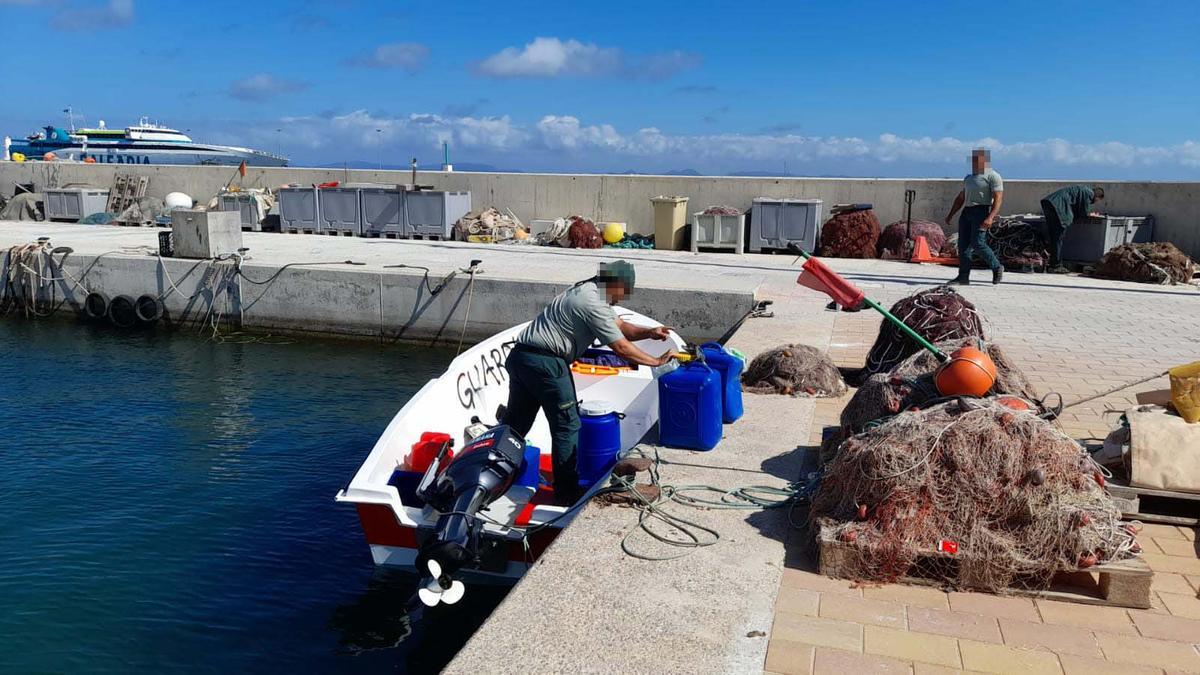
[2,0,1198,178]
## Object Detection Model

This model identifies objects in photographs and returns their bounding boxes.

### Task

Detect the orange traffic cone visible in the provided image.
[911,235,936,263]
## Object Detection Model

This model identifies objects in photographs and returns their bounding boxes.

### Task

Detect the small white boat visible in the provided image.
[335,306,682,584]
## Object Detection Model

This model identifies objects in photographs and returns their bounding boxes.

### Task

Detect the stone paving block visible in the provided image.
[771,613,864,653]
[863,625,960,669]
[818,593,907,629]
[997,618,1103,658]
[1153,573,1199,596]
[775,588,821,616]
[1098,631,1200,671]
[912,664,987,675]
[1130,610,1200,641]
[781,568,863,596]
[1143,552,1200,576]
[1035,600,1136,634]
[1181,527,1197,542]
[1143,524,1190,540]
[862,584,951,610]
[1154,538,1200,558]
[1158,591,1200,620]
[813,646,913,675]
[1057,653,1161,675]
[957,639,1063,675]
[948,592,1041,622]
[907,606,1002,643]
[765,637,815,675]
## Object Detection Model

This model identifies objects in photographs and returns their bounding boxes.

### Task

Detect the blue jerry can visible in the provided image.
[657,361,723,451]
[700,342,744,423]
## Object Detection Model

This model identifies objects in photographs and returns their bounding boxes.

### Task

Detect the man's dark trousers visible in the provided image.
[957,205,1002,279]
[503,346,581,502]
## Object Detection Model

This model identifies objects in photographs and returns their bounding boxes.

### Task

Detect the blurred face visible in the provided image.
[604,281,627,304]
[971,151,988,174]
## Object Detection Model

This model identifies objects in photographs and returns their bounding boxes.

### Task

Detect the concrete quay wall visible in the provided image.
[3,161,1198,258]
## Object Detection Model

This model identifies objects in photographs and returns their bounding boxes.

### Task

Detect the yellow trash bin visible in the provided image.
[651,196,689,251]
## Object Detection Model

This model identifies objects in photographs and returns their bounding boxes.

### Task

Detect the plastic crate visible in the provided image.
[749,198,822,253]
[405,191,471,239]
[217,193,265,231]
[278,187,319,232]
[691,212,745,253]
[360,187,405,237]
[1060,214,1155,262]
[318,187,362,236]
[44,188,110,222]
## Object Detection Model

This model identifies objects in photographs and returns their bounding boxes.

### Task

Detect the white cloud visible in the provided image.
[238,109,1200,177]
[228,74,308,102]
[474,37,698,80]
[343,43,429,71]
[50,0,132,30]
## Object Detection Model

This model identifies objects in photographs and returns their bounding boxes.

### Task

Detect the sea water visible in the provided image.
[0,321,507,674]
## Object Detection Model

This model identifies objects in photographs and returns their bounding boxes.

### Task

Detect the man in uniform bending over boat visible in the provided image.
[504,260,674,505]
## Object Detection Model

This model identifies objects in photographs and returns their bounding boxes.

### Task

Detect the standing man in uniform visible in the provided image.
[1040,185,1105,273]
[504,260,674,505]
[944,148,1005,285]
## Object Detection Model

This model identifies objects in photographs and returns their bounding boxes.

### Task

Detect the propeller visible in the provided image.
[416,559,465,607]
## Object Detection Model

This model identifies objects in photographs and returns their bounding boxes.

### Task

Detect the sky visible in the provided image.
[1,0,1199,179]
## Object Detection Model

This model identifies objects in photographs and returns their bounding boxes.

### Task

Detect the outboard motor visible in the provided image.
[414,424,525,606]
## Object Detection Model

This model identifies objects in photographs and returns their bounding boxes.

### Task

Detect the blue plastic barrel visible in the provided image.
[516,443,542,488]
[658,361,723,450]
[700,342,745,423]
[577,401,622,487]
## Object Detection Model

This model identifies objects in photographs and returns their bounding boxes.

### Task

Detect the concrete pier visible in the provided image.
[0,221,759,343]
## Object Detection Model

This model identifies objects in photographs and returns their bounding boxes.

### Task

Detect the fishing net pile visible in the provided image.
[877,220,946,259]
[702,205,740,216]
[859,286,984,382]
[942,234,959,257]
[983,217,1049,268]
[567,215,603,249]
[812,399,1138,592]
[453,207,525,243]
[818,209,880,258]
[1092,242,1195,285]
[742,344,847,397]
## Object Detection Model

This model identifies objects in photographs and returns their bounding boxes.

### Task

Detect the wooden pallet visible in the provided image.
[817,524,1153,609]
[1108,480,1200,527]
[106,174,149,214]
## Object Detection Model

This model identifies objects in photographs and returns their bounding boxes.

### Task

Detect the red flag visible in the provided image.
[796,256,865,309]
[238,160,247,177]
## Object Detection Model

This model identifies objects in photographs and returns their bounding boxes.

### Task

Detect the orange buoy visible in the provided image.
[42,151,57,161]
[83,156,96,164]
[996,395,1033,411]
[934,346,997,397]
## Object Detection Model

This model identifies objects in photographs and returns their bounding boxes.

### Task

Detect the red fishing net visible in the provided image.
[878,220,947,259]
[741,343,847,397]
[818,210,881,258]
[859,286,985,383]
[1093,242,1195,285]
[567,215,602,249]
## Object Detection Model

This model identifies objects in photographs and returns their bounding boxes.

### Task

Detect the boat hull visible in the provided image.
[8,140,289,167]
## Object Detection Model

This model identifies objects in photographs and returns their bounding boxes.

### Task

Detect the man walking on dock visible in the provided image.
[1040,185,1105,273]
[945,149,1005,285]
[503,260,673,505]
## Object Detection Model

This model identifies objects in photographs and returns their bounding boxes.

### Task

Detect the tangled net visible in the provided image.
[984,217,1049,268]
[859,287,985,383]
[818,209,880,258]
[812,399,1138,592]
[840,340,1038,434]
[741,344,847,397]
[702,205,740,216]
[567,215,603,249]
[878,220,946,259]
[1092,242,1195,285]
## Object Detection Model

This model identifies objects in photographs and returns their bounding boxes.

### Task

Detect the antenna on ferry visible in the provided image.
[63,106,75,133]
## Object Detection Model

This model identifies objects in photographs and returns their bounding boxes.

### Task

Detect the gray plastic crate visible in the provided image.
[318,187,362,236]
[406,191,471,238]
[217,193,266,231]
[278,187,319,232]
[360,187,405,237]
[691,212,745,253]
[749,198,822,253]
[44,188,110,222]
[1060,214,1155,262]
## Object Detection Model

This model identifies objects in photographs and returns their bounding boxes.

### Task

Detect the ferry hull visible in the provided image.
[8,141,289,167]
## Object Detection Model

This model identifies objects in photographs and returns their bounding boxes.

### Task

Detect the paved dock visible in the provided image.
[448,256,1200,674]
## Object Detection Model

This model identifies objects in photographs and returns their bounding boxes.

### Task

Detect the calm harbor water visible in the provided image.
[0,320,508,674]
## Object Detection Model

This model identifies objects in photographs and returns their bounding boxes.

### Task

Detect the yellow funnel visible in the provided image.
[1169,361,1200,423]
